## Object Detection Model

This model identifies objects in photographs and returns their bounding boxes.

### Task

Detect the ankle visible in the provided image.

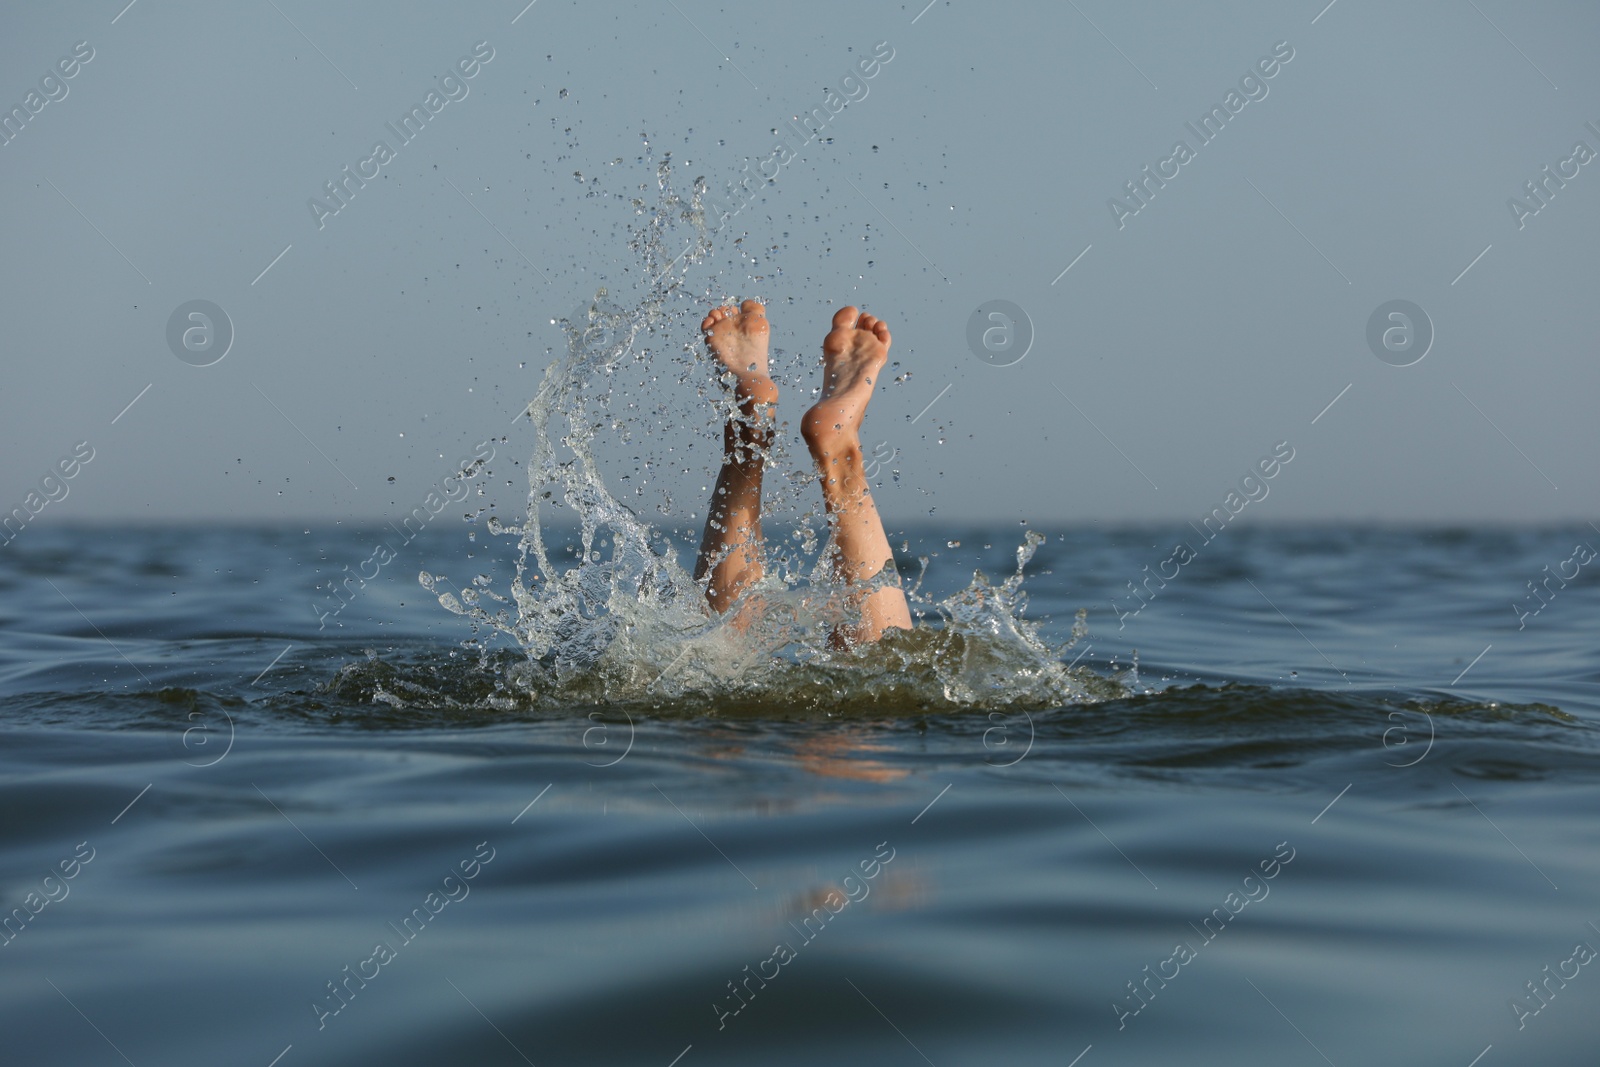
[801,415,861,463]
[724,421,772,461]
[732,372,779,408]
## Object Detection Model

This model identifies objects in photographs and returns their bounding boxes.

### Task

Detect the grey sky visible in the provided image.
[2,0,1595,530]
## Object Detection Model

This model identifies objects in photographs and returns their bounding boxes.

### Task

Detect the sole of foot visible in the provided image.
[703,299,778,448]
[802,305,890,455]
[703,299,778,411]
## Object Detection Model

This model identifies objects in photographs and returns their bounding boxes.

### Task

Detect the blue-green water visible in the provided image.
[2,523,1597,1065]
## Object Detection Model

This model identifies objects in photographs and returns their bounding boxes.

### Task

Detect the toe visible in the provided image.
[739,298,766,317]
[858,313,878,331]
[832,306,860,330]
[872,319,891,345]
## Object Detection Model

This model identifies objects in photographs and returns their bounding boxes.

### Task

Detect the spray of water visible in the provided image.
[415,154,1111,715]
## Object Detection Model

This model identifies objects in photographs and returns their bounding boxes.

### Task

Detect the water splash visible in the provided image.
[419,153,1109,715]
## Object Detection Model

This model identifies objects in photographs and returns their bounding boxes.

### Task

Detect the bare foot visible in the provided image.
[801,305,889,456]
[703,297,777,392]
[703,301,779,458]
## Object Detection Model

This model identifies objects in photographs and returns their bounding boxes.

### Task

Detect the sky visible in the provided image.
[2,0,1597,529]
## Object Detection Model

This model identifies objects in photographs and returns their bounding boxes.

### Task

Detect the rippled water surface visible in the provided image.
[3,523,1599,1066]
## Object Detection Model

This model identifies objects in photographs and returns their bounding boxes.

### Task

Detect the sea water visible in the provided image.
[2,159,1598,1065]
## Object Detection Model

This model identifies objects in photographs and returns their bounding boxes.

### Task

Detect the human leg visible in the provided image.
[694,300,779,614]
[799,306,913,643]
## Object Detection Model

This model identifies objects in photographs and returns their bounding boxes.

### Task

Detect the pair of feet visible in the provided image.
[695,301,912,643]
